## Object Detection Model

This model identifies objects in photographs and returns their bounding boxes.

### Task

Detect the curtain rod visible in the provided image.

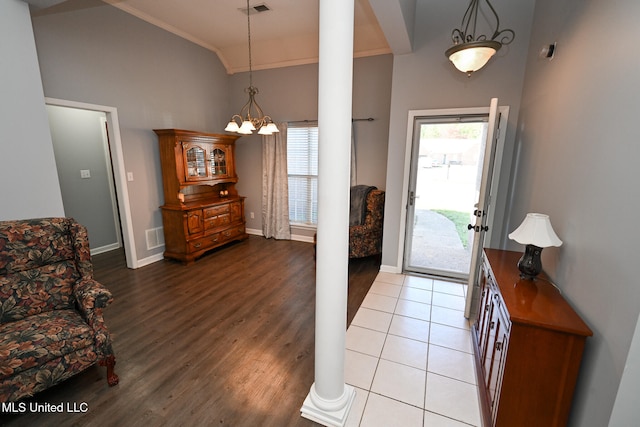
[287,117,375,124]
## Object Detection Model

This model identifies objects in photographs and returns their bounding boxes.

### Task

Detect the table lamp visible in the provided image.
[508,213,562,280]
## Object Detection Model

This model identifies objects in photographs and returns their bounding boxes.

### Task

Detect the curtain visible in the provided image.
[262,122,291,239]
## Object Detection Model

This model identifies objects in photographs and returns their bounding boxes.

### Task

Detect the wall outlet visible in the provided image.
[250,212,255,219]
[127,172,134,182]
[80,169,91,179]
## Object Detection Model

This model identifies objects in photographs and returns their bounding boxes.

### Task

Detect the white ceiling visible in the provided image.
[30,0,415,75]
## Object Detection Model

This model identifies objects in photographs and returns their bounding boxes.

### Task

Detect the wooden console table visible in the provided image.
[473,248,592,426]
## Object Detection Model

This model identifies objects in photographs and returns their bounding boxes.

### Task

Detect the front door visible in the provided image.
[403,100,506,291]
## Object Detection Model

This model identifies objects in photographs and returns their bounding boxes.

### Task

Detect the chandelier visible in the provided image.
[225,0,279,135]
[445,0,515,76]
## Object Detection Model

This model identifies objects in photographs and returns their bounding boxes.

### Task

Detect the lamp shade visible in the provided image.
[508,213,562,248]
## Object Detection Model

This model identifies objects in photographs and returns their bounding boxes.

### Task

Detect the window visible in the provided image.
[287,124,318,225]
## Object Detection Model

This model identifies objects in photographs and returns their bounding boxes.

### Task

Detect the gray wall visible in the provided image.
[231,55,393,236]
[0,0,64,220]
[380,0,536,270]
[47,105,118,250]
[31,2,230,262]
[508,1,640,425]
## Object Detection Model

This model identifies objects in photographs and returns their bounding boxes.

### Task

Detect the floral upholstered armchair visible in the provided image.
[0,217,118,402]
[349,186,385,259]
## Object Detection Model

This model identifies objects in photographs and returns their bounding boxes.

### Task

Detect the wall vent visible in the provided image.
[239,3,271,15]
[146,227,165,250]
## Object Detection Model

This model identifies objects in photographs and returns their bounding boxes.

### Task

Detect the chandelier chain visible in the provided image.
[246,0,253,87]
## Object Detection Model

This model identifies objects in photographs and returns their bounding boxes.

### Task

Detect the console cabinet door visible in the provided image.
[477,266,492,360]
[488,302,509,424]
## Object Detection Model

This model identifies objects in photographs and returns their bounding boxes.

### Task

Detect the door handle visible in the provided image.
[467,224,489,232]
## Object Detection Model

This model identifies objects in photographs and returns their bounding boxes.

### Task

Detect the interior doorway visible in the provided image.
[402,104,508,283]
[47,105,122,254]
[45,98,137,269]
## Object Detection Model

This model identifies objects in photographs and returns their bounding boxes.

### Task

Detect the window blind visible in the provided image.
[287,125,318,225]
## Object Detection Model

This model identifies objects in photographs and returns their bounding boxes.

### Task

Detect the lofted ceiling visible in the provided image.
[30,0,415,75]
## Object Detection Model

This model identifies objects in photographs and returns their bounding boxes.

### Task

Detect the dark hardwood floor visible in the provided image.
[0,236,379,427]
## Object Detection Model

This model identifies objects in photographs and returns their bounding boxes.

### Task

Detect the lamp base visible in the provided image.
[517,244,543,280]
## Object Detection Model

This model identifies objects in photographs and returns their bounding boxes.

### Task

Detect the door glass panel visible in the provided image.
[185,146,207,178]
[405,118,488,278]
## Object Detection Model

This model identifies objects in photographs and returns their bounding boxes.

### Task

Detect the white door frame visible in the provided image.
[395,105,509,277]
[46,97,138,269]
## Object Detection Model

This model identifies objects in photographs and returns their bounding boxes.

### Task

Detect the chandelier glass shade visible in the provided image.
[445,0,515,76]
[225,1,278,135]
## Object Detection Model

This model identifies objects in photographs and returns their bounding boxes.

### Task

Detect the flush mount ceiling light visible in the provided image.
[225,1,279,135]
[445,0,515,77]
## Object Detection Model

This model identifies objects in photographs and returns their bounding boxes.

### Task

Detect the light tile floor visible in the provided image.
[345,272,481,427]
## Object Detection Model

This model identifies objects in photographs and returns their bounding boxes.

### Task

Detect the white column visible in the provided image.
[300,0,356,426]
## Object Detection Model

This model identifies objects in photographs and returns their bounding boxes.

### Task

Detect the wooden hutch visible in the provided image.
[473,248,592,426]
[155,129,248,263]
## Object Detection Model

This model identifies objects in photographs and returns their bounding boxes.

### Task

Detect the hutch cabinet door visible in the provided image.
[209,145,232,178]
[230,200,243,223]
[186,210,204,235]
[182,143,210,182]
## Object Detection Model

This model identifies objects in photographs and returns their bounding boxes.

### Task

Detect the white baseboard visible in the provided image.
[246,227,314,244]
[135,252,165,268]
[291,234,314,243]
[246,227,263,236]
[90,242,121,256]
[379,264,401,274]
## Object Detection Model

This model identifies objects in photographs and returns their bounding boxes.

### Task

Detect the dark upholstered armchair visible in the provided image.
[349,187,385,259]
[0,217,118,402]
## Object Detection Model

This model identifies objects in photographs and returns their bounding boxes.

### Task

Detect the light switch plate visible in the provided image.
[80,169,91,179]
